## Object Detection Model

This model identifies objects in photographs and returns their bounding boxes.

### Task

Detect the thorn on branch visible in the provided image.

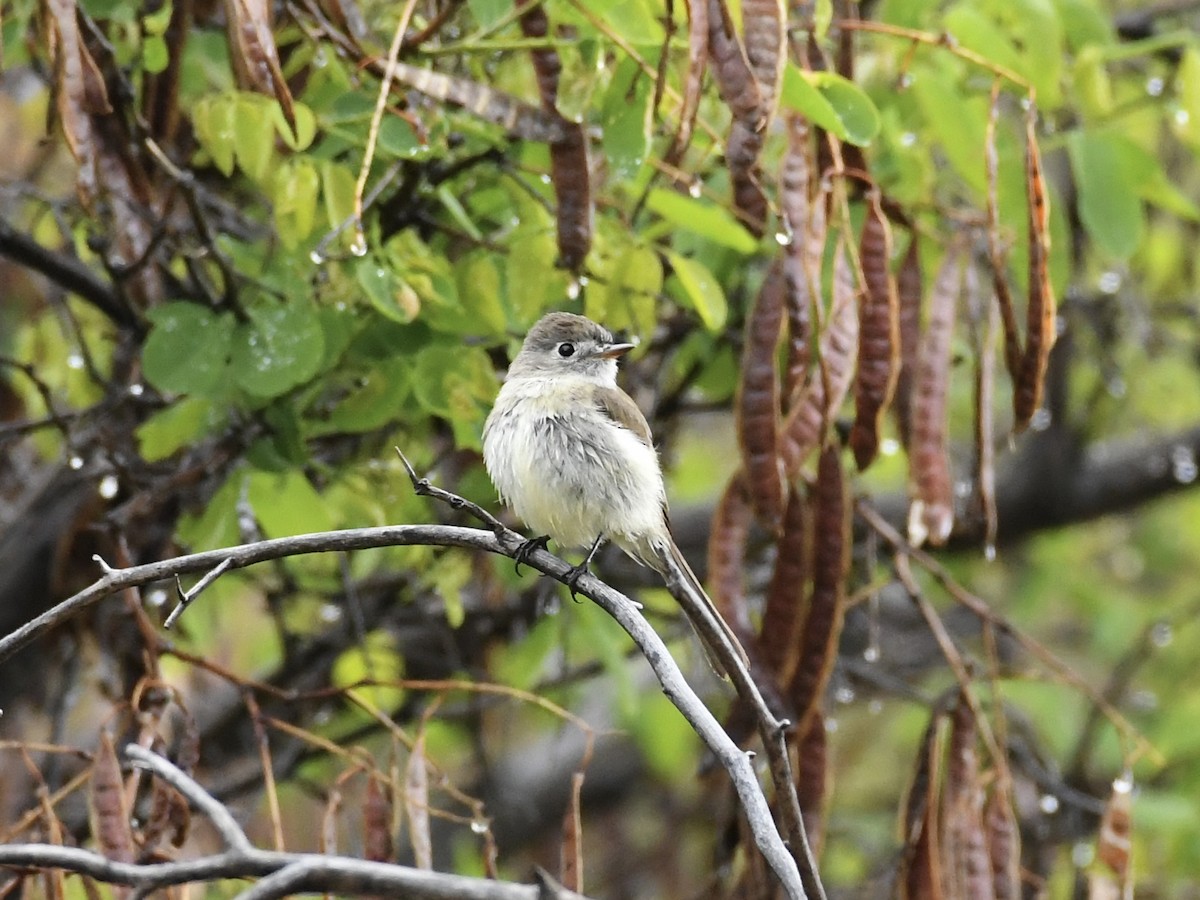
[393,446,507,532]
[92,553,118,574]
[164,557,234,629]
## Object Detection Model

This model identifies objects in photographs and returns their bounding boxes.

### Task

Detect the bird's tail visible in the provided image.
[654,536,751,675]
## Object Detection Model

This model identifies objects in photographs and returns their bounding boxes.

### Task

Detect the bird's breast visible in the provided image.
[482,380,666,551]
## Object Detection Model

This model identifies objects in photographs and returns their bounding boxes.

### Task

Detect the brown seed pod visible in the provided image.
[849,191,901,471]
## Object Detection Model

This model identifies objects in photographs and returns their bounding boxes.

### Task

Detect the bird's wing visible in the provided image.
[592,384,654,448]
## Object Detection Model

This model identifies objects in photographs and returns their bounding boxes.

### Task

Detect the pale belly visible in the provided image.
[483,387,666,554]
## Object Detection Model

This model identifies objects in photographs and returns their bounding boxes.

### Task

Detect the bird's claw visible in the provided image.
[513,534,550,575]
[563,561,589,602]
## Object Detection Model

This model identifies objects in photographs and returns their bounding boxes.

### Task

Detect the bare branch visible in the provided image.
[124,744,251,851]
[0,843,589,898]
[165,558,234,629]
[0,506,805,895]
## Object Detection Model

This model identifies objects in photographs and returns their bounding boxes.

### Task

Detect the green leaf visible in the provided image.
[356,257,421,323]
[137,397,222,461]
[421,552,472,628]
[586,225,662,338]
[1174,46,1200,151]
[437,185,482,240]
[307,358,411,436]
[780,64,847,138]
[780,66,881,146]
[142,35,168,74]
[1068,129,1144,259]
[910,64,988,194]
[627,690,698,781]
[1071,45,1113,119]
[998,0,1063,109]
[453,252,508,336]
[142,0,172,33]
[194,94,237,176]
[272,159,320,248]
[813,0,833,39]
[1054,0,1114,50]
[583,0,664,47]
[246,467,336,535]
[807,71,881,146]
[665,250,728,332]
[321,160,357,232]
[377,115,425,159]
[332,631,405,711]
[944,4,1025,80]
[1119,136,1200,221]
[490,614,559,690]
[466,0,508,30]
[272,101,317,152]
[411,344,496,416]
[230,302,326,398]
[646,189,758,254]
[143,303,235,396]
[234,95,275,182]
[411,343,496,449]
[602,58,651,180]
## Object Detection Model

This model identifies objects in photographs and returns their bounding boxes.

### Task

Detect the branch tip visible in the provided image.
[393,446,420,486]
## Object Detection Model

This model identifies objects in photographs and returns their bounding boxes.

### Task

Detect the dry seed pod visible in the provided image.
[781,238,858,477]
[1012,106,1056,432]
[787,443,848,737]
[941,695,993,900]
[907,246,962,547]
[780,116,819,399]
[850,192,901,471]
[741,0,785,120]
[984,784,1022,900]
[665,0,709,164]
[89,731,135,864]
[757,486,810,683]
[984,87,1023,383]
[736,257,787,532]
[894,234,923,451]
[706,471,756,636]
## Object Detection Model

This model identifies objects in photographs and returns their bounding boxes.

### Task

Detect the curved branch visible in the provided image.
[125,744,251,851]
[0,844,586,899]
[0,522,806,896]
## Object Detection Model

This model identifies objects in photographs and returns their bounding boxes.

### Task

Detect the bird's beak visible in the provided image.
[597,341,636,359]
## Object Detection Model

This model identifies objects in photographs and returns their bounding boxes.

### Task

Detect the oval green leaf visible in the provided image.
[1068,129,1144,260]
[808,71,881,147]
[780,64,847,138]
[665,250,728,332]
[647,190,758,254]
[143,302,234,396]
[231,302,326,398]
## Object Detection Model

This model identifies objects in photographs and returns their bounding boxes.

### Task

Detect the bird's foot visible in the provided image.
[563,560,590,602]
[513,534,551,575]
[563,534,605,601]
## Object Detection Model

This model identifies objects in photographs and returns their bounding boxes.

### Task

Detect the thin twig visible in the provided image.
[856,500,1157,764]
[165,558,234,628]
[353,0,421,253]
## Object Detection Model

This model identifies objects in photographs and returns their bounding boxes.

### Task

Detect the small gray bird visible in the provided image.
[482,311,746,669]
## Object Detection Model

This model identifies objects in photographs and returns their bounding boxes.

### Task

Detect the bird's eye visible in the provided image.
[557,342,576,358]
